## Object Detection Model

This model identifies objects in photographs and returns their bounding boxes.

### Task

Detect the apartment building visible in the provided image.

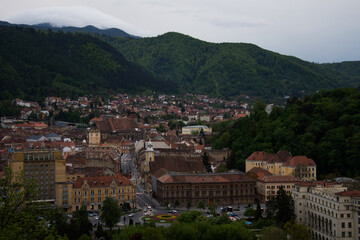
[10,149,66,201]
[293,181,360,240]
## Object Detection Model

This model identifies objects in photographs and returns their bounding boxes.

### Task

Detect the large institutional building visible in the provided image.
[153,172,256,207]
[293,181,360,240]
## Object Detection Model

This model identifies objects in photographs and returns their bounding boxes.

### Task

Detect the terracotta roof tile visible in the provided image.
[335,191,360,197]
[73,174,132,188]
[283,156,316,167]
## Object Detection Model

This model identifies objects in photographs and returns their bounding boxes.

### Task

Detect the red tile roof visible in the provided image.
[248,167,272,179]
[246,151,272,161]
[157,173,255,184]
[73,174,132,188]
[282,156,316,167]
[335,191,360,197]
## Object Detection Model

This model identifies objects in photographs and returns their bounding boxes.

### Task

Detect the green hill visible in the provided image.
[212,88,360,177]
[0,25,177,102]
[100,32,359,100]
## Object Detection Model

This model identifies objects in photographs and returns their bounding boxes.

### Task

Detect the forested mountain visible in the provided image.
[0,21,137,38]
[212,88,360,177]
[100,32,359,100]
[0,25,177,102]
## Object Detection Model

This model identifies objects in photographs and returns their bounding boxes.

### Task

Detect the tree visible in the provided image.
[208,203,216,216]
[202,152,212,172]
[157,124,166,133]
[101,197,122,232]
[255,199,262,220]
[0,167,49,240]
[174,200,180,208]
[70,205,92,239]
[197,200,205,209]
[186,201,191,210]
[262,226,287,240]
[266,186,295,227]
[284,221,312,240]
[177,211,203,223]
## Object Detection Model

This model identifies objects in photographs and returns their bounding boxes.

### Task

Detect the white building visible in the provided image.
[293,181,360,240]
[181,125,212,135]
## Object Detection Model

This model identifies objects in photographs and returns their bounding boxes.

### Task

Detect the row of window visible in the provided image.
[74,188,133,196]
[166,184,253,190]
[23,153,55,161]
[73,195,131,203]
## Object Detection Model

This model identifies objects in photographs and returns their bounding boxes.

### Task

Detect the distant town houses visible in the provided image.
[3,91,358,230]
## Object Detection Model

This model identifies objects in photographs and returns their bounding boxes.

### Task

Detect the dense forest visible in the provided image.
[0,25,177,103]
[213,88,360,177]
[100,32,360,100]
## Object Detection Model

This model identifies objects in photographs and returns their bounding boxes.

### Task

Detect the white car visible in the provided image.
[128,214,134,217]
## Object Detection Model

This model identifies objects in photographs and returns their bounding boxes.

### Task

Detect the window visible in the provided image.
[342,222,345,228]
[348,223,352,228]
[342,232,345,237]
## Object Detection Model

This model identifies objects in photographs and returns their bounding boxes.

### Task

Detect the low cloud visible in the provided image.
[5,6,143,36]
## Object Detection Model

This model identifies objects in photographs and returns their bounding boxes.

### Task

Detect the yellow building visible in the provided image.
[9,149,69,208]
[245,151,316,181]
[71,174,135,212]
[257,175,300,201]
[88,128,101,147]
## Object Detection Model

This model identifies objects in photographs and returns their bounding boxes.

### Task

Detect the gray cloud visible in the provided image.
[1,0,359,62]
[5,6,144,35]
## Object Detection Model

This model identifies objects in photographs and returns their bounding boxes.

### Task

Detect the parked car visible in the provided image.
[168,210,177,213]
[128,214,134,217]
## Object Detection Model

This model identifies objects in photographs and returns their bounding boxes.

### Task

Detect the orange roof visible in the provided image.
[121,141,133,146]
[196,144,204,150]
[246,151,272,161]
[248,167,272,179]
[157,173,255,184]
[283,156,316,167]
[335,191,360,197]
[73,174,132,188]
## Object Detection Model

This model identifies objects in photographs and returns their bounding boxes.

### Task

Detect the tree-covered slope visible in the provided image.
[213,88,360,177]
[100,32,359,99]
[0,25,177,101]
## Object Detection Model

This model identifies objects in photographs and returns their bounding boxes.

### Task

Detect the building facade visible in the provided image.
[71,174,136,212]
[257,175,300,201]
[88,129,101,147]
[9,149,69,208]
[293,181,360,240]
[155,172,256,207]
[245,151,317,181]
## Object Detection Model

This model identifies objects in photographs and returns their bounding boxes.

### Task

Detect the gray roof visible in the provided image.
[28,135,43,140]
[44,133,60,138]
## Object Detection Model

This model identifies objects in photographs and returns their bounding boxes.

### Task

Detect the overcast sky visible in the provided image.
[1,0,359,63]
